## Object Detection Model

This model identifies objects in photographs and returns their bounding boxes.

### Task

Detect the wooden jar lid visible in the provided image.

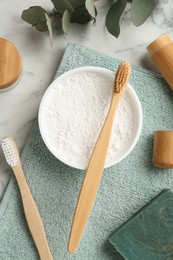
[0,38,22,90]
[152,131,173,168]
[147,34,173,90]
[147,34,171,57]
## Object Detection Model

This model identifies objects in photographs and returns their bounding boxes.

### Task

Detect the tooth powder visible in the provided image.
[42,70,135,168]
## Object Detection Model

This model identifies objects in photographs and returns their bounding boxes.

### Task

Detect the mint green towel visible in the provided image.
[0,43,173,260]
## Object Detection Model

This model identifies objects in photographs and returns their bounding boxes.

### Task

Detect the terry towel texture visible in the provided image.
[0,43,173,260]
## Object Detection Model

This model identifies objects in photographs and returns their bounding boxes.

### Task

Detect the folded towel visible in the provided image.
[0,43,173,260]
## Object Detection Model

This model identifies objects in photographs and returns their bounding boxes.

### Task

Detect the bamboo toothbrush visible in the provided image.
[68,61,131,253]
[1,137,53,260]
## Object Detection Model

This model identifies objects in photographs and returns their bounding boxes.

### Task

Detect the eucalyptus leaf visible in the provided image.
[69,0,85,9]
[62,9,71,33]
[106,0,127,38]
[71,6,92,24]
[131,0,155,26]
[45,13,53,47]
[51,0,74,15]
[21,6,48,31]
[85,0,96,18]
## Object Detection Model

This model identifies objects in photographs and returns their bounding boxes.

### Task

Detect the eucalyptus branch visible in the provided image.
[21,0,157,46]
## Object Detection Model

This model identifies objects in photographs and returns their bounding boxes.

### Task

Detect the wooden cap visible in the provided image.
[0,38,22,90]
[152,131,173,168]
[147,34,172,57]
[147,34,173,91]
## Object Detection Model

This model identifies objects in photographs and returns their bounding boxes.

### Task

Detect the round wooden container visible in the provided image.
[152,131,173,168]
[147,34,173,91]
[0,38,22,91]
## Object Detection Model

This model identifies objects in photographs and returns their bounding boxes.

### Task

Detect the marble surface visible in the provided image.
[0,0,173,200]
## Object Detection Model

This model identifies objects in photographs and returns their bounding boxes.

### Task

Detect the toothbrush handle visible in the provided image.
[13,164,53,260]
[68,95,121,253]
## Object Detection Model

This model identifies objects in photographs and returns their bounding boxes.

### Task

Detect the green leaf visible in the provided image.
[45,13,53,47]
[51,0,74,15]
[69,0,85,9]
[85,0,96,18]
[52,0,97,24]
[21,6,48,31]
[131,0,155,26]
[62,9,71,33]
[106,0,127,38]
[71,6,92,24]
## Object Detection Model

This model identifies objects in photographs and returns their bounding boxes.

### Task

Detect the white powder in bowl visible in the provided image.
[40,68,136,168]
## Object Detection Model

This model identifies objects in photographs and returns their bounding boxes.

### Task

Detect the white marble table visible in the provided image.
[0,0,172,200]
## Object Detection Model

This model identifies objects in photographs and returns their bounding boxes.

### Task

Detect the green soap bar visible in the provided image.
[108,189,173,260]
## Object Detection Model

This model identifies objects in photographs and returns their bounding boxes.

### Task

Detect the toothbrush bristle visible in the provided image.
[1,138,18,167]
[114,61,131,93]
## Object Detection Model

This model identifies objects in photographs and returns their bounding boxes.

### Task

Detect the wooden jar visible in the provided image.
[152,131,173,168]
[0,38,22,91]
[147,34,173,90]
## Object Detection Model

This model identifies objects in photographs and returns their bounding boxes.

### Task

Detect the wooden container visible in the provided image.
[0,37,22,91]
[147,34,173,91]
[152,131,173,168]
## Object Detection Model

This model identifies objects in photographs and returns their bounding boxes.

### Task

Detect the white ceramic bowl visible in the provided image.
[39,66,143,170]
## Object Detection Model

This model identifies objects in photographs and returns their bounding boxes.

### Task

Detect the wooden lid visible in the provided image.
[0,38,22,90]
[147,34,172,57]
[152,130,173,168]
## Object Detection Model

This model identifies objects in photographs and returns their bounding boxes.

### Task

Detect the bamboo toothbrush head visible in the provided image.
[1,137,20,167]
[114,61,131,93]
